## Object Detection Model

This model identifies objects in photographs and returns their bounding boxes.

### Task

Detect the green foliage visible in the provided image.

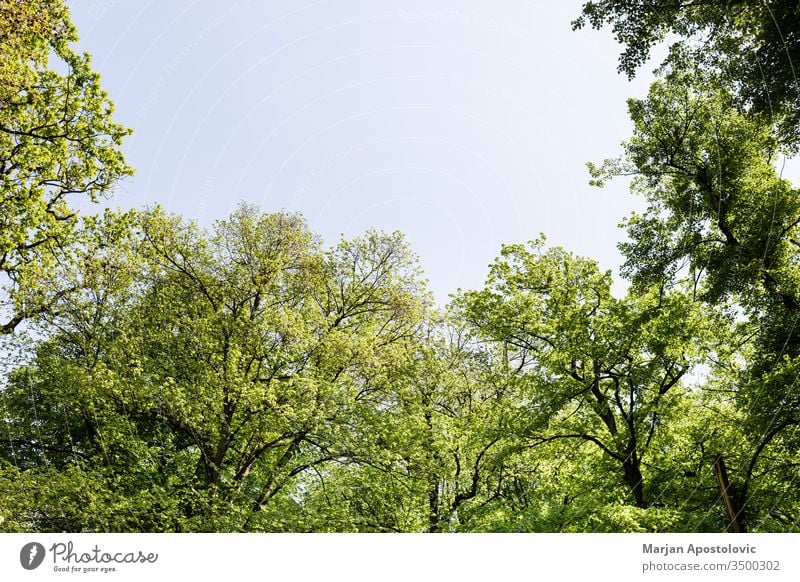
[2,208,793,531]
[0,204,434,531]
[457,239,714,513]
[0,0,132,333]
[592,71,800,311]
[582,1,800,530]
[1,0,799,533]
[574,0,800,147]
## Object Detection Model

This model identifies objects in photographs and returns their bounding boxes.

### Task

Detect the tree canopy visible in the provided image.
[0,0,798,532]
[0,0,132,333]
[579,0,800,532]
[574,0,800,147]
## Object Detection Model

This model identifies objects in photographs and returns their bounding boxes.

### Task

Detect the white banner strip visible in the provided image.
[1,533,798,581]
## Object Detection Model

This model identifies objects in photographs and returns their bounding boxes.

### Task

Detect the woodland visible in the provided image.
[1,0,799,532]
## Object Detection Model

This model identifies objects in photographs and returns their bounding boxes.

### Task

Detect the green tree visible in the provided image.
[590,71,800,307]
[573,0,800,147]
[0,0,132,333]
[458,239,712,515]
[270,317,526,533]
[590,69,800,531]
[0,204,431,531]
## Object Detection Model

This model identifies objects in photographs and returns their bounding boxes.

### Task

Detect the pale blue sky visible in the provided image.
[69,0,662,302]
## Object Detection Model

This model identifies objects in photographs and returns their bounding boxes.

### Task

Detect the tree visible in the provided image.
[589,67,800,531]
[0,204,431,531]
[573,0,800,147]
[297,319,522,532]
[0,0,132,333]
[399,323,516,533]
[457,239,712,513]
[590,71,800,306]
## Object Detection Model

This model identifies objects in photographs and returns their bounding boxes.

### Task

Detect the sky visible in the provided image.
[67,0,663,302]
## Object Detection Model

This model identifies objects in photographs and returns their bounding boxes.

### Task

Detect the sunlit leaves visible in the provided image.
[0,0,132,333]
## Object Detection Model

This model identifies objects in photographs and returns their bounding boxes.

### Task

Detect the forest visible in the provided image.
[1,0,799,532]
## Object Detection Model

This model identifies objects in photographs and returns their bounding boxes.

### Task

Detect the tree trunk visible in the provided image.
[713,454,746,532]
[428,483,440,533]
[623,456,646,508]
